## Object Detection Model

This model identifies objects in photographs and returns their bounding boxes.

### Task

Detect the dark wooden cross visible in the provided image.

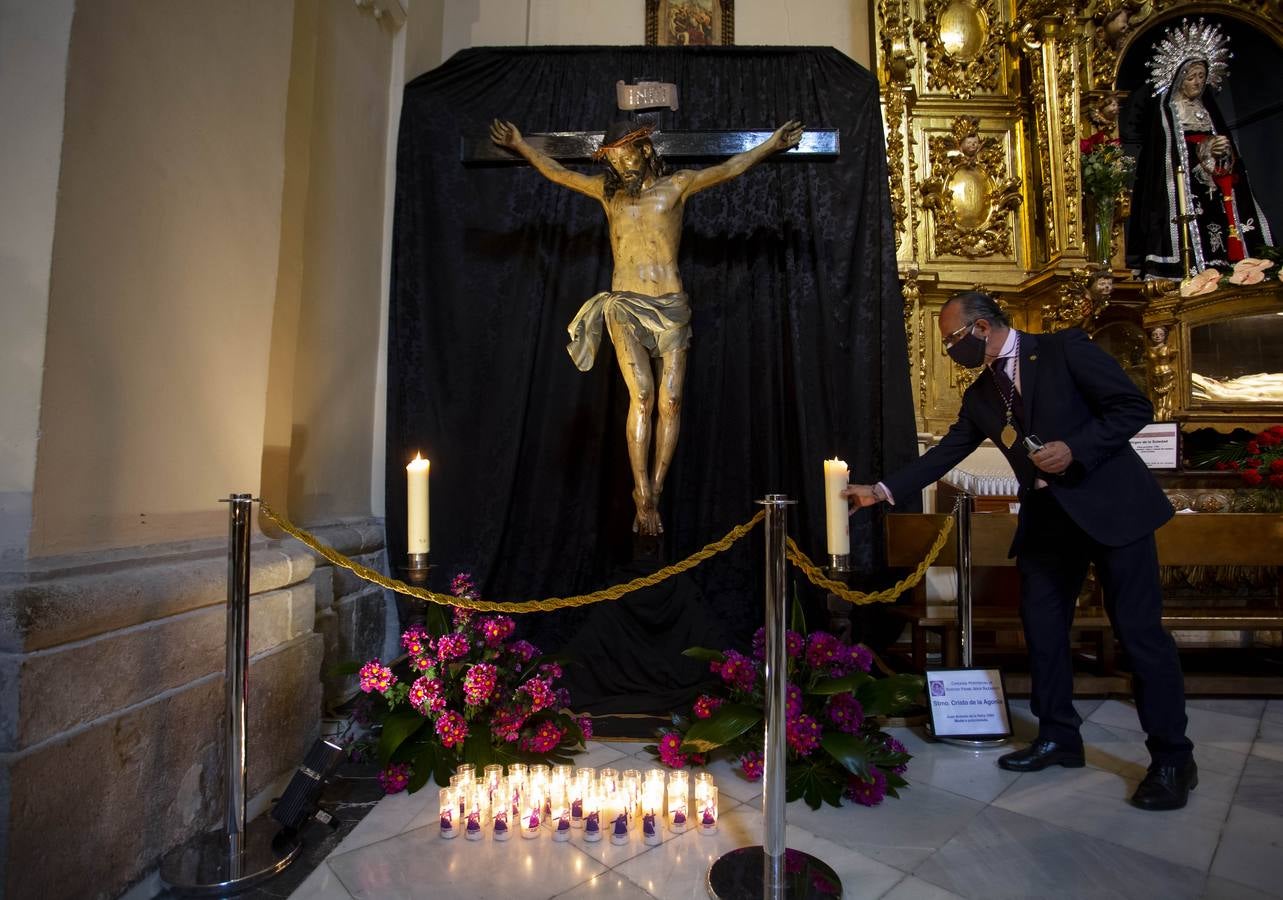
[461,128,839,164]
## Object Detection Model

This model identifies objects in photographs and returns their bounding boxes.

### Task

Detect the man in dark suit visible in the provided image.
[843,291,1196,810]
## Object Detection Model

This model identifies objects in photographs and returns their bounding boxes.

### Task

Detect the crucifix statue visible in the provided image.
[488,117,804,536]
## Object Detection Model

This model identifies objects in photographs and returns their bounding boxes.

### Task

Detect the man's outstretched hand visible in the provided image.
[490,119,523,150]
[840,484,879,511]
[769,120,804,153]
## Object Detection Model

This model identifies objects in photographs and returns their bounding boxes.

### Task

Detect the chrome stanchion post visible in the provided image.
[160,494,301,895]
[936,490,1008,749]
[708,495,841,900]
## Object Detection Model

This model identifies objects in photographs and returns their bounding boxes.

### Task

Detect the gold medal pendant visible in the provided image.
[1000,423,1017,449]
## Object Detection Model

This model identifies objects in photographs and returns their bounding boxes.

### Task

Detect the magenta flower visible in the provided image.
[806,632,842,672]
[479,615,515,647]
[658,732,689,768]
[539,662,564,680]
[519,677,555,712]
[520,720,564,754]
[378,762,412,794]
[400,624,432,657]
[491,705,526,743]
[435,709,469,748]
[739,750,764,781]
[408,676,445,714]
[358,660,395,694]
[463,662,498,706]
[883,736,909,774]
[845,767,888,806]
[577,715,594,741]
[451,607,474,628]
[786,714,822,757]
[451,572,478,597]
[717,650,758,693]
[693,694,724,720]
[826,693,864,734]
[436,632,469,662]
[509,639,539,663]
[751,627,806,661]
[786,682,803,720]
[849,644,874,673]
[409,653,435,674]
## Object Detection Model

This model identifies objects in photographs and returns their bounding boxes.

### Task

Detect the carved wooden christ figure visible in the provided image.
[491,118,802,535]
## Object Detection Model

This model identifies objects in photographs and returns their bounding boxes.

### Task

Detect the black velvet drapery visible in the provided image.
[387,46,917,711]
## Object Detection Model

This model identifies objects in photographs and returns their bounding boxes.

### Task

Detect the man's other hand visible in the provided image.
[490,119,523,149]
[1030,440,1073,474]
[771,120,804,152]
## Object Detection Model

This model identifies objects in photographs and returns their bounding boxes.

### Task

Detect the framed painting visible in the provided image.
[646,0,734,46]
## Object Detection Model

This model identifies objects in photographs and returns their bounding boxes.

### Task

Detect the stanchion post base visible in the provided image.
[159,816,300,896]
[707,846,842,899]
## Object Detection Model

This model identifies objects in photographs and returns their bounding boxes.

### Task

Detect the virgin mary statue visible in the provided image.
[1127,18,1273,279]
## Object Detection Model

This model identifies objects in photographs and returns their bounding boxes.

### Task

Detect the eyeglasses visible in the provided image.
[941,320,977,351]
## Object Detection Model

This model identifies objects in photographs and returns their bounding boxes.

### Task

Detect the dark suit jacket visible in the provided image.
[883,329,1173,556]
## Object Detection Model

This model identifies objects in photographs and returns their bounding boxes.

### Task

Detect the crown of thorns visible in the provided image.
[592,123,655,160]
[1146,17,1231,96]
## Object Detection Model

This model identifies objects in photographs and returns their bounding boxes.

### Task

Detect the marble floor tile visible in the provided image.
[890,726,1021,804]
[992,764,1229,870]
[327,823,609,900]
[553,872,658,899]
[328,785,437,856]
[575,741,636,769]
[784,781,986,871]
[1233,754,1283,818]
[781,825,908,899]
[611,804,763,899]
[1251,738,1283,765]
[1088,699,1259,753]
[879,875,966,899]
[1081,722,1248,801]
[1187,697,1267,720]
[1209,805,1283,898]
[1200,874,1281,900]
[696,756,762,805]
[912,806,1206,900]
[286,863,355,900]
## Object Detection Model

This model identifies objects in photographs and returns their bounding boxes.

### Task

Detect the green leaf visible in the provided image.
[681,647,727,665]
[407,744,436,793]
[461,729,494,769]
[857,674,924,717]
[808,672,873,696]
[425,604,450,638]
[680,703,762,754]
[433,746,457,787]
[791,590,807,635]
[329,660,361,677]
[377,708,427,766]
[821,732,872,781]
[785,761,839,810]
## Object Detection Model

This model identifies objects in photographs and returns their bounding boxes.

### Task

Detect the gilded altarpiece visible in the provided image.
[876,0,1283,437]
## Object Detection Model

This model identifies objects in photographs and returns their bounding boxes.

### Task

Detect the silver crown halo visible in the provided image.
[1146,17,1232,96]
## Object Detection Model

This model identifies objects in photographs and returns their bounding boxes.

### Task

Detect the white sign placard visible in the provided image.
[926,669,1012,738]
[1130,423,1179,469]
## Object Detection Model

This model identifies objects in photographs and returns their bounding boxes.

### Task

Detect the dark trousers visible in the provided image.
[1017,490,1193,765]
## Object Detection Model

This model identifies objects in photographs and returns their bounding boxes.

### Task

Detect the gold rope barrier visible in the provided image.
[259,502,763,614]
[785,516,955,605]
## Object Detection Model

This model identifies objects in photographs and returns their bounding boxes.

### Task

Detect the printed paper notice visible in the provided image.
[1130,423,1179,469]
[927,669,1011,737]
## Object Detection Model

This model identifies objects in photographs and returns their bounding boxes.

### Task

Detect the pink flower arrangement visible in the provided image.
[355,571,587,795]
[649,615,919,809]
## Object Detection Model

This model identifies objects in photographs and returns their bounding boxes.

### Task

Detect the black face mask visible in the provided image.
[946,329,988,368]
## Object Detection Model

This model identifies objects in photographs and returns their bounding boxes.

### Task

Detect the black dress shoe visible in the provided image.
[997,739,1086,772]
[1131,759,1198,811]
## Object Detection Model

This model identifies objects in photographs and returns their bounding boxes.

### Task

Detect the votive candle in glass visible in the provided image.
[698,785,719,835]
[694,772,715,809]
[667,781,689,833]
[465,786,484,841]
[642,781,663,846]
[598,767,619,795]
[583,789,602,843]
[571,768,593,827]
[521,784,543,839]
[622,769,642,827]
[551,801,571,842]
[438,786,459,839]
[493,803,511,841]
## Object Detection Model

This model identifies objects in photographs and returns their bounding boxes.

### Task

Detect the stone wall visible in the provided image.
[0,518,389,900]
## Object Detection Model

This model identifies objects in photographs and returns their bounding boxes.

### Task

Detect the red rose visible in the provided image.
[1261,432,1282,447]
[1271,458,1283,474]
[1269,425,1283,436]
[1215,461,1230,471]
[1242,470,1264,487]
[1247,441,1261,455]
[1229,460,1241,470]
[1270,474,1283,488]
[1246,457,1262,469]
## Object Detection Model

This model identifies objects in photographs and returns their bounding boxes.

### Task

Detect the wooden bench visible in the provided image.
[885,511,1283,676]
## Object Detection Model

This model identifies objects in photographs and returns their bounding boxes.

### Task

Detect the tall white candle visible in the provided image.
[824,457,851,556]
[406,454,430,553]
[1174,165,1188,217]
